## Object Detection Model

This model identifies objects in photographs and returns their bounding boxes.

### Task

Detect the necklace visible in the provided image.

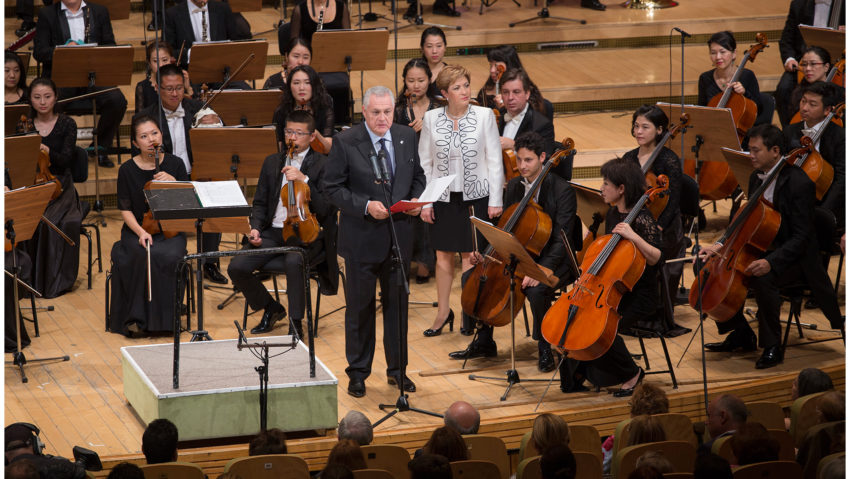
[445,106,468,121]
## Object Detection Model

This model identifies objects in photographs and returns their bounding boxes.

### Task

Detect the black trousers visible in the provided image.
[774,70,798,127]
[59,86,127,151]
[476,283,554,353]
[227,227,307,320]
[343,252,408,382]
[201,232,221,265]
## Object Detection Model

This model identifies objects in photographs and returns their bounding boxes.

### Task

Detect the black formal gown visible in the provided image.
[272,93,335,144]
[290,0,346,42]
[108,154,190,335]
[697,68,762,113]
[134,77,159,113]
[25,114,82,299]
[263,72,286,90]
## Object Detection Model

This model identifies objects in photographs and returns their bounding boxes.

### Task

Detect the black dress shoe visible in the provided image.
[15,21,36,37]
[705,329,757,352]
[580,0,606,10]
[448,340,497,360]
[432,2,461,16]
[755,346,784,369]
[424,310,454,337]
[613,368,645,397]
[250,302,286,334]
[538,347,556,372]
[203,263,228,284]
[97,155,115,168]
[348,378,366,398]
[387,374,416,392]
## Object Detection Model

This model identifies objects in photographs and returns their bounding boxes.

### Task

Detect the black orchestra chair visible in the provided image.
[754,92,776,127]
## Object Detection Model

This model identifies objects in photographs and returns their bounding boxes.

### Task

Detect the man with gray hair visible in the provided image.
[324,86,426,399]
[338,410,373,445]
[700,394,747,454]
[444,401,480,435]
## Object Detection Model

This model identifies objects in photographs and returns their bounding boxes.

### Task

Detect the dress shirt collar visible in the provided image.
[365,125,392,151]
[60,0,86,15]
[504,102,529,124]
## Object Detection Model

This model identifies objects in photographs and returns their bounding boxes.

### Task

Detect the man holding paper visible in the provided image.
[323,86,426,398]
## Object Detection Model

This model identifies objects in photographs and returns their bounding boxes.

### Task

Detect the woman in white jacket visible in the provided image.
[419,64,504,337]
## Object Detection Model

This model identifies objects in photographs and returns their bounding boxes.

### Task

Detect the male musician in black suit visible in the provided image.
[135,64,227,283]
[700,124,842,369]
[33,0,128,168]
[164,0,247,67]
[449,132,577,373]
[775,0,844,126]
[228,110,338,336]
[783,81,845,223]
[323,85,426,398]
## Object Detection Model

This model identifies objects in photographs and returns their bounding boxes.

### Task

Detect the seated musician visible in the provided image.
[271,65,335,153]
[136,43,195,112]
[164,0,249,68]
[497,69,556,155]
[33,0,128,168]
[783,81,845,224]
[109,115,190,337]
[558,158,657,396]
[5,51,28,105]
[449,132,576,373]
[25,78,83,299]
[136,63,227,284]
[227,110,338,336]
[476,45,553,121]
[699,124,843,369]
[783,47,842,125]
[263,37,312,91]
[697,31,762,115]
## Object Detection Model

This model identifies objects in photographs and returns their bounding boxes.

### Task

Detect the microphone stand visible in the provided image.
[371,152,442,427]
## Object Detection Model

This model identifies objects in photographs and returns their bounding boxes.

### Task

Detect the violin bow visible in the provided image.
[176,40,186,67]
[198,53,256,111]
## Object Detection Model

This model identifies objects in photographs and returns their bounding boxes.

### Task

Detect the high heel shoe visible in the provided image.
[424,310,454,337]
[613,368,645,397]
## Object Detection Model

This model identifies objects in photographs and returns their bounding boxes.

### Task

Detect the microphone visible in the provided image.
[377,149,390,181]
[369,152,384,183]
[674,27,691,38]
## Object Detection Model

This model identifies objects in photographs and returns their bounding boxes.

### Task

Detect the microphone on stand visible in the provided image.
[369,152,385,184]
[377,149,390,182]
[674,27,691,38]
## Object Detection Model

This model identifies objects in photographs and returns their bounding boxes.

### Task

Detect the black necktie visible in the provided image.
[379,138,393,182]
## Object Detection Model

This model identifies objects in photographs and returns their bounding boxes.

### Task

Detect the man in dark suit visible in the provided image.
[775,0,844,126]
[698,394,747,455]
[135,63,227,283]
[700,124,842,369]
[228,110,338,336]
[783,81,845,223]
[449,132,577,373]
[164,0,246,67]
[33,0,128,167]
[323,86,426,398]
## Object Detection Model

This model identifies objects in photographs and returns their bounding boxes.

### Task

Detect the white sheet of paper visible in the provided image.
[192,180,248,207]
[420,174,456,202]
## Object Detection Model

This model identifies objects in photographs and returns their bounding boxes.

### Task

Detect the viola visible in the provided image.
[140,145,178,239]
[541,176,670,361]
[641,113,689,220]
[787,103,843,201]
[461,140,575,327]
[280,141,320,244]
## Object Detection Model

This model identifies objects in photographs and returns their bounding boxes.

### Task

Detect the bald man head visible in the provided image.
[444,401,480,435]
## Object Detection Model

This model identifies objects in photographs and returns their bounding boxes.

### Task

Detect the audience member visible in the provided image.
[540,444,576,479]
[793,368,835,400]
[444,401,480,435]
[731,423,779,466]
[530,413,571,455]
[326,439,367,471]
[693,453,733,479]
[797,391,845,479]
[248,428,287,455]
[423,426,468,462]
[320,463,353,479]
[338,410,373,446]
[216,474,242,479]
[819,455,844,479]
[627,465,664,479]
[5,458,39,479]
[626,415,666,447]
[5,423,86,479]
[815,391,845,423]
[629,383,670,416]
[107,463,145,479]
[635,450,673,473]
[701,394,747,453]
[408,453,452,479]
[142,418,179,464]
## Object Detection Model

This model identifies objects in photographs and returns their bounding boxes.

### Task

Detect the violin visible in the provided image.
[491,107,520,182]
[19,115,63,201]
[541,176,670,361]
[792,57,845,126]
[642,114,689,220]
[280,140,320,244]
[491,64,506,109]
[787,103,843,201]
[140,145,179,239]
[461,139,575,327]
[405,90,416,124]
[199,84,212,103]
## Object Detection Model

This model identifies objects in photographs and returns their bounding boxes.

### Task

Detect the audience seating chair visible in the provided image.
[745,401,786,431]
[731,460,803,479]
[515,456,540,479]
[663,474,694,479]
[463,435,509,479]
[139,461,205,479]
[352,469,394,479]
[712,429,795,464]
[360,444,410,479]
[816,451,844,479]
[519,424,602,463]
[790,392,828,448]
[612,440,696,479]
[223,454,309,479]
[613,413,696,459]
[573,451,603,479]
[450,459,501,479]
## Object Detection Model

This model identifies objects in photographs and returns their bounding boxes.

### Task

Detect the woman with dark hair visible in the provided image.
[785,46,841,123]
[793,367,834,400]
[326,439,367,471]
[24,78,83,298]
[697,31,762,113]
[272,65,334,151]
[558,158,656,397]
[108,115,189,337]
[5,51,28,104]
[621,104,686,335]
[290,0,351,42]
[135,43,189,112]
[264,37,312,90]
[476,45,550,119]
[420,27,447,98]
[423,426,468,462]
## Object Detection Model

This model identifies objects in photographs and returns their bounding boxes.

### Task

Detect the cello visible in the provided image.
[641,113,689,220]
[461,140,576,327]
[541,176,670,361]
[788,102,843,201]
[280,140,320,244]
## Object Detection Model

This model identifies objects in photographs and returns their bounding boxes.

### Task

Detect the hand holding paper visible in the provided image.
[390,174,456,214]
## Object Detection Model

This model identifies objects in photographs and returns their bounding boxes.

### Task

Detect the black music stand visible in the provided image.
[508,0,585,27]
[206,91,283,127]
[51,45,134,223]
[5,183,71,383]
[466,217,560,401]
[189,40,268,86]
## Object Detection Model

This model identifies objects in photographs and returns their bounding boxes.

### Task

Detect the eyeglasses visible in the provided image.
[161,85,185,93]
[284,129,311,137]
[800,61,826,68]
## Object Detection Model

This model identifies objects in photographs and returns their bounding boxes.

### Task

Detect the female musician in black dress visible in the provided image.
[559,158,656,396]
[697,31,761,113]
[621,105,687,335]
[290,0,351,41]
[5,51,28,105]
[25,78,83,298]
[135,43,193,112]
[420,27,447,99]
[396,58,439,284]
[785,46,840,123]
[264,37,312,91]
[109,115,189,337]
[272,65,334,151]
[476,45,552,120]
